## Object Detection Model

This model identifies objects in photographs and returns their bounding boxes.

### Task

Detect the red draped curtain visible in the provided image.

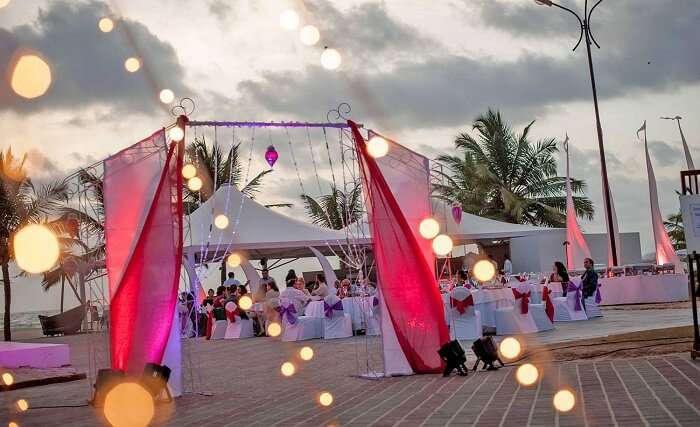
[103,130,184,373]
[349,121,448,373]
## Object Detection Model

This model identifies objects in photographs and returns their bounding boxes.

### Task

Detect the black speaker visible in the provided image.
[438,340,469,377]
[91,368,125,407]
[141,363,172,402]
[471,337,504,371]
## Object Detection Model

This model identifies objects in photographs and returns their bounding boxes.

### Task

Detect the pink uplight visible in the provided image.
[452,205,463,224]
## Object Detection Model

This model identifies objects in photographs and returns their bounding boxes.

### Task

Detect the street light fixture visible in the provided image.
[661,116,695,170]
[534,0,618,266]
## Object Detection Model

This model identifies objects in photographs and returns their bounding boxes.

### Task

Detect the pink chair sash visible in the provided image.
[323,300,343,318]
[512,289,530,314]
[595,283,602,304]
[566,282,583,311]
[276,304,298,325]
[542,286,554,322]
[450,295,474,315]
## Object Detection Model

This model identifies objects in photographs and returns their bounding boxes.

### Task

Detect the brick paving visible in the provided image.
[1,333,700,426]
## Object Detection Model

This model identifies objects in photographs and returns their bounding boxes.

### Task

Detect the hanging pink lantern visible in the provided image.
[452,205,463,224]
[265,145,279,168]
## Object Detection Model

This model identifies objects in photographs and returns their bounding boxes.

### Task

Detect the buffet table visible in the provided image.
[598,273,688,305]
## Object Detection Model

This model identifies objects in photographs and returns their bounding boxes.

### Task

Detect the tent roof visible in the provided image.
[435,202,560,242]
[185,184,369,261]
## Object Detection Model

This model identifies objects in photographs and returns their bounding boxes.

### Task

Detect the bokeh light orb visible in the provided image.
[280,362,296,376]
[181,163,196,179]
[432,234,453,256]
[553,389,576,412]
[15,399,29,412]
[320,48,342,70]
[0,1,11,9]
[319,391,334,407]
[169,126,184,142]
[238,295,253,310]
[10,54,52,99]
[8,422,18,427]
[279,10,299,30]
[300,346,314,361]
[187,177,203,191]
[98,17,114,32]
[214,214,229,229]
[473,259,496,282]
[419,218,440,239]
[2,373,14,385]
[103,382,154,427]
[267,322,282,337]
[13,224,59,274]
[499,337,522,360]
[299,25,320,46]
[124,57,141,73]
[367,136,388,158]
[516,363,539,386]
[159,89,174,104]
[226,253,242,268]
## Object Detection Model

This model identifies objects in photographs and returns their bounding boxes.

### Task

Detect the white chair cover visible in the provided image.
[553,279,588,322]
[322,295,353,339]
[224,301,255,339]
[447,287,482,341]
[494,283,538,335]
[584,296,603,318]
[365,295,381,336]
[280,298,323,342]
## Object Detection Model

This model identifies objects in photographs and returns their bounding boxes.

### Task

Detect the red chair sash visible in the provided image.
[450,295,474,315]
[512,289,531,314]
[226,308,241,323]
[542,286,554,322]
[206,311,213,340]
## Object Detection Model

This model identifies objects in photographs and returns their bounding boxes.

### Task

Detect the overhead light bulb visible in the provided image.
[214,214,229,229]
[226,253,242,268]
[169,126,184,141]
[181,164,196,179]
[419,218,440,239]
[187,177,203,191]
[13,224,59,273]
[320,48,341,70]
[367,136,388,158]
[300,25,320,46]
[279,10,299,30]
[159,89,174,104]
[432,234,453,256]
[98,17,115,32]
[124,57,141,73]
[10,54,52,99]
[473,259,496,282]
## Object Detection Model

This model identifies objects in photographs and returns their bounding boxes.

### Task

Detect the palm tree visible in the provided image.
[433,109,593,228]
[301,183,363,230]
[0,148,68,341]
[185,137,281,212]
[664,211,685,250]
[41,169,106,306]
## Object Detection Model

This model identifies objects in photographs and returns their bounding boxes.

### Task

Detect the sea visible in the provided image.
[0,311,60,329]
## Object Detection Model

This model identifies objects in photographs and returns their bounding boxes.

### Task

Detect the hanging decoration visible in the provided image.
[451,204,463,224]
[265,145,279,168]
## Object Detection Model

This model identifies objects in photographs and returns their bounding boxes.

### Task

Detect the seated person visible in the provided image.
[213,286,226,308]
[338,278,352,298]
[549,261,570,296]
[255,268,276,302]
[279,277,311,314]
[311,274,329,298]
[203,288,215,306]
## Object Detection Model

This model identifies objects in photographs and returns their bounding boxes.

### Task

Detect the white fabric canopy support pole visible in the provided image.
[182,252,203,299]
[162,308,182,397]
[309,246,338,294]
[240,259,261,294]
[640,121,683,271]
[377,287,413,376]
[677,119,695,170]
[564,135,592,270]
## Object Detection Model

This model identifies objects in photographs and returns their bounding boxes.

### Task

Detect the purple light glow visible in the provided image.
[265,145,279,168]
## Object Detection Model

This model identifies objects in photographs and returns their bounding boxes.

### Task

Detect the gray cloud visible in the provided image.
[237,0,699,131]
[648,140,683,168]
[474,0,574,38]
[0,0,192,114]
[208,0,235,23]
[304,0,437,62]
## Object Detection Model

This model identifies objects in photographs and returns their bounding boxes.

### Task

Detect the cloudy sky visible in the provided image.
[1,0,699,312]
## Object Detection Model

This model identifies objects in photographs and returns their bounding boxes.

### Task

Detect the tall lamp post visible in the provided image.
[661,116,695,170]
[534,0,618,266]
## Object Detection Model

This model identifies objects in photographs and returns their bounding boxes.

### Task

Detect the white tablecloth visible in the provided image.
[598,273,688,305]
[305,297,374,330]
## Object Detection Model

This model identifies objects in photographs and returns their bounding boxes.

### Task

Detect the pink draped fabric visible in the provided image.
[641,124,682,271]
[104,130,183,373]
[564,137,591,270]
[371,130,435,277]
[350,121,448,374]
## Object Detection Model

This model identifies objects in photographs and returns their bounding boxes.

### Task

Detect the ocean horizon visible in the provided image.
[0,310,61,329]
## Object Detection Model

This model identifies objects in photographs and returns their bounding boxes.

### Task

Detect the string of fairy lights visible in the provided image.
[2,0,581,421]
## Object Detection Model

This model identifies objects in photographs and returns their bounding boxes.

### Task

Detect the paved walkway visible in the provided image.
[1,334,699,426]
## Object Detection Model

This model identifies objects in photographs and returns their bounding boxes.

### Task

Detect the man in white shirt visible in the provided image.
[503,254,513,276]
[223,272,241,288]
[311,274,329,299]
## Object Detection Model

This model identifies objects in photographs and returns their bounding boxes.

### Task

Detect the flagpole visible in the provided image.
[535,0,618,266]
